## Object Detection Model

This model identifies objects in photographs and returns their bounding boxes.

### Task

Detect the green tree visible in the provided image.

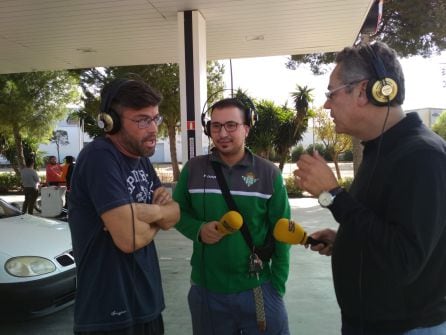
[207,60,226,104]
[287,0,446,73]
[314,108,352,180]
[290,85,313,137]
[246,100,281,158]
[101,64,181,180]
[49,130,69,163]
[0,71,79,175]
[74,62,225,181]
[286,1,446,176]
[247,86,313,169]
[432,110,446,140]
[272,105,300,171]
[69,68,109,139]
[271,85,314,170]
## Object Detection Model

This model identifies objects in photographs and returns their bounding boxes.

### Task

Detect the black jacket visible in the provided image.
[330,113,446,332]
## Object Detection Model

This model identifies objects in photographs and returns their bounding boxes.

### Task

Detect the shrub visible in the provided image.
[0,172,22,193]
[305,143,332,161]
[290,145,305,161]
[284,176,303,198]
[268,149,280,162]
[339,150,353,161]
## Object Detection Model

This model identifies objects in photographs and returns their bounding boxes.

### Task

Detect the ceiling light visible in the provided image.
[245,35,264,41]
[76,47,97,53]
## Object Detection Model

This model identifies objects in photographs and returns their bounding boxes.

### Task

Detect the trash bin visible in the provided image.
[40,186,66,217]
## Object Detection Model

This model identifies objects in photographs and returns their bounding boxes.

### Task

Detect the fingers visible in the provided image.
[304,229,337,256]
[153,187,171,205]
[199,222,223,244]
[310,242,333,256]
[293,169,303,189]
[294,153,339,196]
[313,150,327,163]
[312,228,337,243]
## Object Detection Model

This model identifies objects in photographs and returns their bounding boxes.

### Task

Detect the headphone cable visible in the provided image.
[131,202,136,314]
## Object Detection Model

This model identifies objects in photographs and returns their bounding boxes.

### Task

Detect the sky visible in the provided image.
[220,52,446,112]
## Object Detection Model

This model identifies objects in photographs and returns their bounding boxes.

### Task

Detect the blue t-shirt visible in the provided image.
[69,137,164,332]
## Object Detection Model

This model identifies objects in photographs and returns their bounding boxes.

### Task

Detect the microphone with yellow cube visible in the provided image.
[216,210,243,235]
[273,218,325,246]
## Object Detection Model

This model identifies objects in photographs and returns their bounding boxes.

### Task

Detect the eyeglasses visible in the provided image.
[325,79,366,99]
[210,121,243,133]
[124,114,163,128]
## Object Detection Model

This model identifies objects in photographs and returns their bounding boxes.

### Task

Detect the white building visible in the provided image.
[38,118,93,163]
[38,118,210,164]
[405,107,444,128]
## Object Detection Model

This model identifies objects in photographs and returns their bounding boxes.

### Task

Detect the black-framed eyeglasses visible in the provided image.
[210,121,243,133]
[124,115,163,128]
[325,79,366,100]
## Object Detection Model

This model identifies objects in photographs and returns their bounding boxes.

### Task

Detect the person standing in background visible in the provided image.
[45,155,64,186]
[20,158,40,215]
[62,155,75,209]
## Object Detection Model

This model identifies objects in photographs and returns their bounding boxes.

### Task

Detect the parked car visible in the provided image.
[0,198,76,320]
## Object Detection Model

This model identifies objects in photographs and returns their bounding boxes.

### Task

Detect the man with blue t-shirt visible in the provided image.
[69,78,179,335]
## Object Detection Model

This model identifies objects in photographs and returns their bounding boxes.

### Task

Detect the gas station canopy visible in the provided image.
[0,0,375,74]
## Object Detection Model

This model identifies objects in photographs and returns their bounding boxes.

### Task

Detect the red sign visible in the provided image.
[187,121,195,130]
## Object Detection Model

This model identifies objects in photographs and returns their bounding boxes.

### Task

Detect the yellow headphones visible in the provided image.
[363,44,398,106]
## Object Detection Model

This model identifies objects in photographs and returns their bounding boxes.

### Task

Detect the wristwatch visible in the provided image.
[318,186,344,208]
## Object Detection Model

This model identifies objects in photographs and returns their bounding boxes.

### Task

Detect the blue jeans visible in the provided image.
[342,320,446,335]
[188,282,289,335]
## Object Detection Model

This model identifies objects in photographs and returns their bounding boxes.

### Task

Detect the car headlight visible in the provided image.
[5,256,56,277]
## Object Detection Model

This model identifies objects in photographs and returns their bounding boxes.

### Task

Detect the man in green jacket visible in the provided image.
[173,98,291,334]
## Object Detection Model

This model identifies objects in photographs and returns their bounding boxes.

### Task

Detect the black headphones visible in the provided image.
[362,44,398,106]
[201,92,258,137]
[97,79,131,134]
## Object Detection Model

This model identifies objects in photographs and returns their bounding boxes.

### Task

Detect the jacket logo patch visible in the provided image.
[242,172,258,187]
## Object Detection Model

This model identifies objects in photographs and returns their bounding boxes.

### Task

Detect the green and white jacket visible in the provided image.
[173,148,291,296]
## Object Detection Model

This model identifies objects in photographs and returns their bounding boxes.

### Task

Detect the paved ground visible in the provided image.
[0,195,341,335]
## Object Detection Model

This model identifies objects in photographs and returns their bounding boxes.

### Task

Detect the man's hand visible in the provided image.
[153,186,171,205]
[305,229,337,256]
[200,221,224,244]
[294,151,338,196]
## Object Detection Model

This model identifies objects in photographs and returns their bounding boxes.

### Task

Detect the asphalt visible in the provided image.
[0,195,341,335]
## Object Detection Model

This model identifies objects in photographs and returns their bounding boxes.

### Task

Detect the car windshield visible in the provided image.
[0,199,23,218]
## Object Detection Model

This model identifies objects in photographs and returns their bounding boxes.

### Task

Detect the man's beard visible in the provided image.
[121,129,156,157]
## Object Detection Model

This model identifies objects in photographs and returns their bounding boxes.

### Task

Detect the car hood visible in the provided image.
[0,214,72,257]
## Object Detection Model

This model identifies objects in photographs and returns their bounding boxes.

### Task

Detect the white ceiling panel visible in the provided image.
[0,0,374,74]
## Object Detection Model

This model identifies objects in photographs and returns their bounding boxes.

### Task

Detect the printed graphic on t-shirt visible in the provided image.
[126,169,154,203]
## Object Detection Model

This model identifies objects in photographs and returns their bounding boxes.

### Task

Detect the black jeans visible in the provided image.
[74,315,164,335]
[22,187,38,214]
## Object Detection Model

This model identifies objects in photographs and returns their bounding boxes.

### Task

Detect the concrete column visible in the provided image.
[178,10,207,162]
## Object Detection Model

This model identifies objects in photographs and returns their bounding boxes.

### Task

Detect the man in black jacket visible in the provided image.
[295,42,446,334]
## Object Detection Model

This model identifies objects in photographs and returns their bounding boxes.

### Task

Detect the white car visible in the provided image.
[0,198,76,320]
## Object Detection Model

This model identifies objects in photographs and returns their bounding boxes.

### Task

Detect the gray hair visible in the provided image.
[335,42,405,105]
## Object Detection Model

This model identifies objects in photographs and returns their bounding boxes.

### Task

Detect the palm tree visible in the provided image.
[271,85,314,171]
[273,105,298,171]
[246,99,281,159]
[290,85,314,137]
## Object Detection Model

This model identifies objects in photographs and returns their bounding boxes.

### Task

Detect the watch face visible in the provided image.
[318,191,333,207]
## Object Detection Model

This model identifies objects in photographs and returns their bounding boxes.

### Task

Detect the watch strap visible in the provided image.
[329,186,344,196]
